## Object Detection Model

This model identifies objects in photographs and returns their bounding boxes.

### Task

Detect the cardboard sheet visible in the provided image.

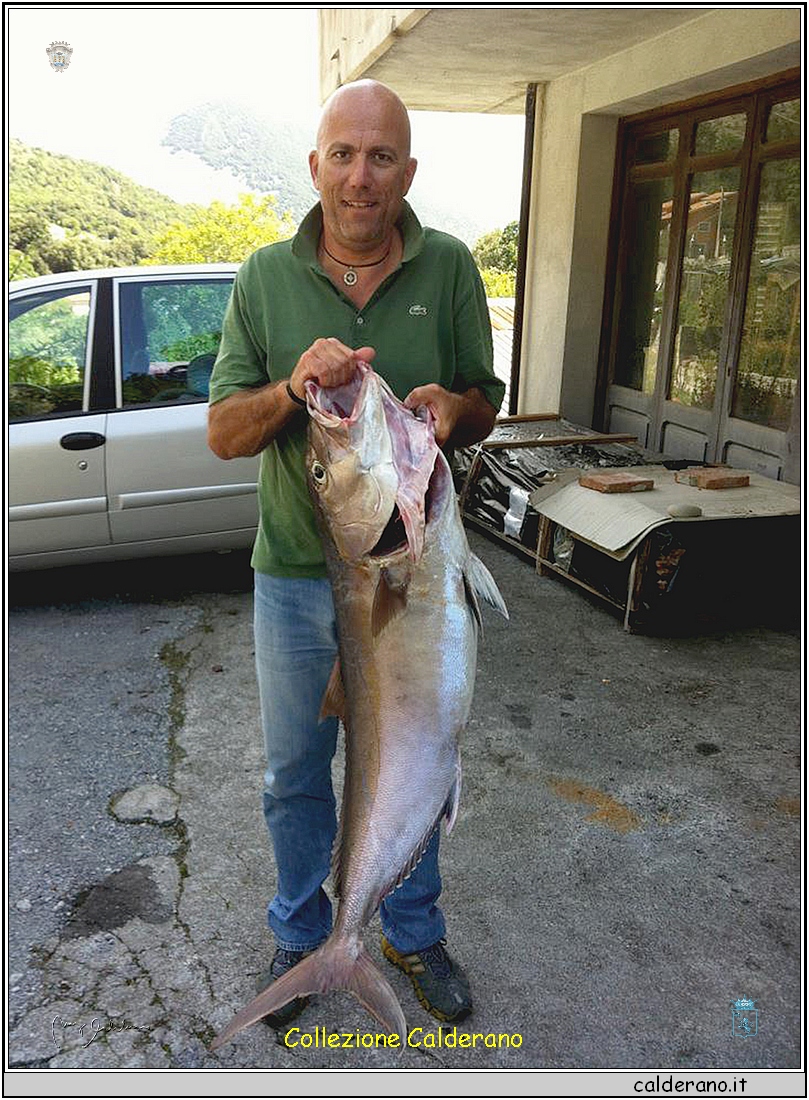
[529,466,801,560]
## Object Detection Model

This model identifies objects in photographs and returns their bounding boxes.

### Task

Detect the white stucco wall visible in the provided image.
[319,9,427,97]
[518,7,801,419]
[520,78,584,415]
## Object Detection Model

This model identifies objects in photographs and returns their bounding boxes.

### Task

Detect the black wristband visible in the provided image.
[285,381,307,409]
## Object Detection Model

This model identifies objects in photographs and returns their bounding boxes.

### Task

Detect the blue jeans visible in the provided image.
[254,570,446,954]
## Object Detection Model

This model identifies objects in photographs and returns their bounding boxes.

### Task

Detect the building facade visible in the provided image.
[318,8,802,483]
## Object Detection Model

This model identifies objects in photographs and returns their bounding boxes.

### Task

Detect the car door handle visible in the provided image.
[60,431,107,451]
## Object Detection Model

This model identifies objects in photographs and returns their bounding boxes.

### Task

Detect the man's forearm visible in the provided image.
[446,386,498,449]
[207,381,303,459]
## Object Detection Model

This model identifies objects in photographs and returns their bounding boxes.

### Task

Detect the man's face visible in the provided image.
[309,87,417,254]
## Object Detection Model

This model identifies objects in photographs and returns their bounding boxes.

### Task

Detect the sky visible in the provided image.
[7,6,525,234]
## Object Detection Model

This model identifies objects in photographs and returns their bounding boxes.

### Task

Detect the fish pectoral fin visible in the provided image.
[319,658,346,721]
[371,570,408,637]
[465,553,510,633]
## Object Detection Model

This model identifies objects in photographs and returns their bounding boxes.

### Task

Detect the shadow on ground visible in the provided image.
[7,550,254,610]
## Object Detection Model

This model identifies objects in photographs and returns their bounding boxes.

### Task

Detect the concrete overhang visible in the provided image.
[319,7,735,112]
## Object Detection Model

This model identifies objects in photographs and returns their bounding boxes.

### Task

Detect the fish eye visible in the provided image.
[311,461,328,486]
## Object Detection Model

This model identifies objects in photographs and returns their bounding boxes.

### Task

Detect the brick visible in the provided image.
[674,468,750,490]
[578,471,655,493]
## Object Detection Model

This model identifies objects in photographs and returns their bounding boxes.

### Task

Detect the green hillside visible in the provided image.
[9,139,191,278]
[163,102,316,222]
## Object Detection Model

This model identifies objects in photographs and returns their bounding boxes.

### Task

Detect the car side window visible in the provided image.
[8,286,92,421]
[118,279,233,406]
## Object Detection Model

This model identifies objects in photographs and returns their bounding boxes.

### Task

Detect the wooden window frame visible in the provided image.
[594,69,800,435]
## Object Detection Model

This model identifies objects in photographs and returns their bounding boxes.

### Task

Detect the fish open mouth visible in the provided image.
[307,371,365,422]
[370,505,408,557]
[369,459,446,559]
[307,362,445,563]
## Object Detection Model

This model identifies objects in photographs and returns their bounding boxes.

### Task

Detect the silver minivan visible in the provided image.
[8,265,259,571]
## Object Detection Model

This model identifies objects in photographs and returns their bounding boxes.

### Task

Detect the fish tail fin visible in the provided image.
[347,943,408,1041]
[210,935,406,1051]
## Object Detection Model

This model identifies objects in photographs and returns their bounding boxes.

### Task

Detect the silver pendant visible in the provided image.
[343,269,358,287]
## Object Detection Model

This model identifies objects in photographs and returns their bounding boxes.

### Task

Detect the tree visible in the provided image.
[473,221,519,272]
[143,193,296,264]
[9,249,38,281]
[36,233,115,275]
[473,220,518,296]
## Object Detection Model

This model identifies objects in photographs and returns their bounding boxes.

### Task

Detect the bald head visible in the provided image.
[309,79,418,256]
[316,80,412,157]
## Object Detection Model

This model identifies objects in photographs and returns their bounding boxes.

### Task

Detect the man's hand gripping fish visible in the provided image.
[211,362,507,1050]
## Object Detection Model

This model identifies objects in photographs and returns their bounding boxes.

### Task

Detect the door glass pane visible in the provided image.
[119,279,234,406]
[766,99,800,143]
[670,167,740,409]
[634,128,678,165]
[694,113,747,156]
[8,287,91,419]
[613,176,674,393]
[732,158,800,429]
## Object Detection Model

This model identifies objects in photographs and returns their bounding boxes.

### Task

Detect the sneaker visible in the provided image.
[255,946,312,1028]
[381,935,472,1023]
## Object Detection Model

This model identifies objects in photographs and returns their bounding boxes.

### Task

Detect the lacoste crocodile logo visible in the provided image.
[408,304,429,316]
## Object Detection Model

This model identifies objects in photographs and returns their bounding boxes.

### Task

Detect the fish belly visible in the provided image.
[332,564,475,929]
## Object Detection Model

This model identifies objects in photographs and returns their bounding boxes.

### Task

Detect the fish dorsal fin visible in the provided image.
[371,568,408,637]
[464,553,509,637]
[319,658,346,721]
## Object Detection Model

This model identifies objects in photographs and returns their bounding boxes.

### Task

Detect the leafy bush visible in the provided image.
[479,268,516,296]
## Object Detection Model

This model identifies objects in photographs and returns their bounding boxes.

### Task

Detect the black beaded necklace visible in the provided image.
[321,241,393,286]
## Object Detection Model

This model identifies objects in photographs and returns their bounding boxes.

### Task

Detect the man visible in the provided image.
[208,79,504,1027]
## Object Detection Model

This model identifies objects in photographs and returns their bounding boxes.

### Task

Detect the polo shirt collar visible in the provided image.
[292,201,425,265]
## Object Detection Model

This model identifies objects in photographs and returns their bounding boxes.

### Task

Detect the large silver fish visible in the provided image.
[211,362,507,1050]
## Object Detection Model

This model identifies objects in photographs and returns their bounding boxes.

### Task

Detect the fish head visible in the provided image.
[306,361,439,565]
[306,362,400,563]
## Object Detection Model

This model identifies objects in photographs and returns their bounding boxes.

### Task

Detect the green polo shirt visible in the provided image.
[209,201,503,577]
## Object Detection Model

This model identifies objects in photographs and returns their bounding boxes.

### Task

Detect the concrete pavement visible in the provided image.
[7,533,802,1074]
